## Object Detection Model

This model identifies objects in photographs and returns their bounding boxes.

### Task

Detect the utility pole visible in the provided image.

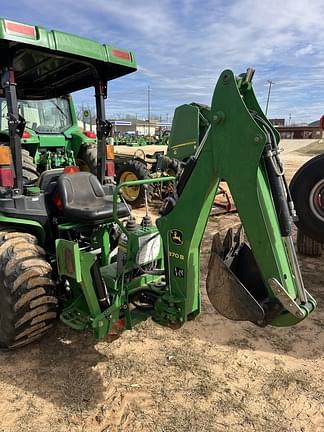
[147,85,151,135]
[265,80,274,116]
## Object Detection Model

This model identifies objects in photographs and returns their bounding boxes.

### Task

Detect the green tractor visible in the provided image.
[6,95,98,177]
[0,19,316,350]
[0,19,137,180]
[115,104,211,208]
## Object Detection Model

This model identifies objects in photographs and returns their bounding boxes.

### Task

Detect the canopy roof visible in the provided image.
[0,18,137,99]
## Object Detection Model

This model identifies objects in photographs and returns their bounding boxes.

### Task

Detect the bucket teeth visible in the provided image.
[222,225,244,259]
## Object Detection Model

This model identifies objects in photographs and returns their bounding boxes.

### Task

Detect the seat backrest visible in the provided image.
[58,172,105,207]
[38,168,64,192]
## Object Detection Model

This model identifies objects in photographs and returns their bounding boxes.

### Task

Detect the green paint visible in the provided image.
[0,214,45,245]
[157,69,316,327]
[56,239,82,282]
[113,176,176,234]
[0,18,137,83]
[0,57,315,345]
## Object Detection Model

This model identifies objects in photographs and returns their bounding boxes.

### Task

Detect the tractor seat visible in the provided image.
[39,168,64,192]
[57,172,128,222]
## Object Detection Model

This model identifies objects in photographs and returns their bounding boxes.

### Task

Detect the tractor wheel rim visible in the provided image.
[309,179,324,222]
[120,171,140,201]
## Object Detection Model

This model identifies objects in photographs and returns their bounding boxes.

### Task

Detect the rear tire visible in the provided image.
[290,154,324,242]
[297,229,322,257]
[116,159,152,208]
[0,229,57,349]
[22,149,38,183]
[77,143,97,174]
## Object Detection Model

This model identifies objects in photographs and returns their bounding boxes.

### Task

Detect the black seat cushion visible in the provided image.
[58,172,128,222]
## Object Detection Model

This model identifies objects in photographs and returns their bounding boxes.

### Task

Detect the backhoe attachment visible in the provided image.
[156,68,316,328]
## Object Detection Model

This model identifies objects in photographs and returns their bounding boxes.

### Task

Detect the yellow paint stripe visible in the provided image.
[171,140,197,149]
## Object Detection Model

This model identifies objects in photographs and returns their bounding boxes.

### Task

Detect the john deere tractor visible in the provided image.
[0,20,129,181]
[0,95,99,178]
[0,19,316,350]
[115,104,216,208]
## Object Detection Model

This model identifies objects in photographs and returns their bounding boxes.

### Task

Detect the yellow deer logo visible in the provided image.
[170,230,183,245]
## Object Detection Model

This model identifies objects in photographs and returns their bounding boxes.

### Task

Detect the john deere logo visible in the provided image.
[170,229,183,245]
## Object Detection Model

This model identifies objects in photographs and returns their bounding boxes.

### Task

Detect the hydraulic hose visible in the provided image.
[252,113,307,303]
[91,260,110,311]
[263,153,292,237]
[253,113,292,237]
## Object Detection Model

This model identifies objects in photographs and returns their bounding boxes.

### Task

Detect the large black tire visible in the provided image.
[290,154,324,242]
[296,229,322,257]
[77,143,97,174]
[0,229,57,349]
[116,159,152,208]
[158,158,180,199]
[22,149,38,183]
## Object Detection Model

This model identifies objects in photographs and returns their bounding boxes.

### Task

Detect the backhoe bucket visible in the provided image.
[206,227,280,325]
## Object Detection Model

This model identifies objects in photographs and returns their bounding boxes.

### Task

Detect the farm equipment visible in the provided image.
[0,20,138,180]
[115,118,201,208]
[114,134,161,147]
[290,154,324,256]
[114,131,171,207]
[115,145,179,207]
[289,117,324,256]
[0,95,99,179]
[0,19,316,350]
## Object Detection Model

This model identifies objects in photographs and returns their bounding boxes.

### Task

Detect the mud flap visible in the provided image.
[206,227,273,324]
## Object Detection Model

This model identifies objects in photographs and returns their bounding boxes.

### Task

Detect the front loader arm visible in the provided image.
[156,69,316,327]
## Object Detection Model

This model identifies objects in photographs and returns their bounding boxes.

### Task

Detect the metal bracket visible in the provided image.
[268,278,305,319]
[97,119,112,139]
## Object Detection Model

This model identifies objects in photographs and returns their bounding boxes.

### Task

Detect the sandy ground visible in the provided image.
[0,140,324,432]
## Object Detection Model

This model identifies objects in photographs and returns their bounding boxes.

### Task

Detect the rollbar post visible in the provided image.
[95,80,107,185]
[1,66,23,193]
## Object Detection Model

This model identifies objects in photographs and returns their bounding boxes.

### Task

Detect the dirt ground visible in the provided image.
[0,139,324,432]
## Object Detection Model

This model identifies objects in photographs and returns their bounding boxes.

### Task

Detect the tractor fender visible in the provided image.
[0,214,45,246]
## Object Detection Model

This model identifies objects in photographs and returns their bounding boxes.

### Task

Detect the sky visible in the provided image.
[3,0,324,123]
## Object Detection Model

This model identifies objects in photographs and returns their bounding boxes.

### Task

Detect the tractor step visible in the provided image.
[60,307,90,331]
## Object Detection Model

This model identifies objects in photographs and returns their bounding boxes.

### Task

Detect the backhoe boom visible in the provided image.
[156,69,316,327]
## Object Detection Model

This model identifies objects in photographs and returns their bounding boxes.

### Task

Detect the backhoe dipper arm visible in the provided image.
[156,69,316,328]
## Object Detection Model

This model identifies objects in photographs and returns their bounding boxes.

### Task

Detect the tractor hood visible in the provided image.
[0,18,137,99]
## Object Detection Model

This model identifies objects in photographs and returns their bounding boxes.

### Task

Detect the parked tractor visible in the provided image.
[0,95,99,179]
[115,112,205,208]
[115,146,179,207]
[0,19,316,350]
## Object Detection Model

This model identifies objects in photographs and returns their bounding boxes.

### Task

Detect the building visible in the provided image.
[275,125,323,139]
[110,119,160,136]
[269,118,285,127]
